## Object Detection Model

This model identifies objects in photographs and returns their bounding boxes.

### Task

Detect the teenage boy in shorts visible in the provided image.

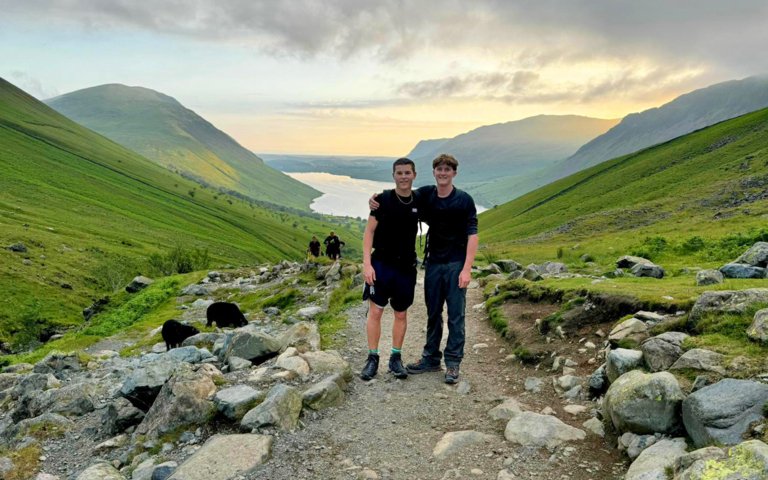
[360,158,421,380]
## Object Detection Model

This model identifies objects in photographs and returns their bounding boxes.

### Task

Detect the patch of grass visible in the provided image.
[261,288,301,311]
[649,316,689,335]
[487,307,508,337]
[616,338,641,349]
[146,243,211,276]
[513,347,540,365]
[317,278,361,347]
[1,443,42,480]
[26,420,69,440]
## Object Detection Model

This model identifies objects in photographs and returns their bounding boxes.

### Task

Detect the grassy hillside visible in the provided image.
[0,78,361,351]
[46,84,319,210]
[479,107,768,272]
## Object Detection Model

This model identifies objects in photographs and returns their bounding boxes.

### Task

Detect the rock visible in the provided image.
[296,306,324,320]
[673,446,727,477]
[603,370,685,434]
[588,364,608,397]
[302,375,346,410]
[191,299,214,309]
[300,350,353,382]
[227,356,252,371]
[150,461,178,480]
[676,441,768,480]
[695,269,724,286]
[488,398,527,421]
[737,242,768,267]
[497,470,515,480]
[456,380,471,395]
[433,430,497,460]
[555,375,581,392]
[180,284,211,296]
[542,261,568,275]
[163,346,213,364]
[279,322,321,352]
[4,413,73,443]
[75,462,124,479]
[504,412,585,449]
[616,255,653,269]
[524,377,544,393]
[669,348,725,375]
[276,348,311,379]
[214,385,264,420]
[167,434,272,480]
[241,384,302,431]
[608,318,649,346]
[631,263,665,279]
[495,260,522,273]
[619,432,658,460]
[33,351,81,377]
[522,267,543,281]
[102,397,144,435]
[720,262,767,279]
[119,358,179,411]
[582,417,604,437]
[135,366,217,438]
[690,288,768,324]
[224,330,282,363]
[480,263,503,275]
[747,308,768,343]
[24,380,99,418]
[126,276,153,293]
[605,348,644,383]
[682,378,768,447]
[624,438,687,480]
[7,242,27,253]
[640,332,688,372]
[563,405,587,415]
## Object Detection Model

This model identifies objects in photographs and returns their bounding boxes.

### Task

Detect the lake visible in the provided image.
[286,171,487,218]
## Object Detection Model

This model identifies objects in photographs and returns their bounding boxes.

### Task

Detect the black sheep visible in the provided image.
[162,319,200,350]
[206,302,248,328]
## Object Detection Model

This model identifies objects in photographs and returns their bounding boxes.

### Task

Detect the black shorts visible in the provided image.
[362,258,417,312]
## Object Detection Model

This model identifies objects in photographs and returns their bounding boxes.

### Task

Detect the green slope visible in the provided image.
[479,107,768,267]
[45,84,319,210]
[0,78,361,349]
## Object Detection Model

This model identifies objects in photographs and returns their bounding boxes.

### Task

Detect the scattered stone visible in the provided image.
[616,256,653,269]
[75,462,124,480]
[669,348,725,375]
[504,412,586,449]
[582,418,605,437]
[433,430,497,460]
[608,318,648,346]
[126,276,154,293]
[7,242,27,252]
[241,384,302,431]
[302,375,346,410]
[488,398,527,421]
[631,263,665,279]
[695,269,724,286]
[563,405,587,415]
[640,332,688,372]
[214,385,263,421]
[524,377,544,393]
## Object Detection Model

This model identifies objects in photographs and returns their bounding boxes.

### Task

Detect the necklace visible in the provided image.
[395,192,413,205]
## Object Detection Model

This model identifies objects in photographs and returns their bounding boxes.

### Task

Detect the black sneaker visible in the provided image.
[360,353,379,381]
[388,353,408,379]
[445,365,460,384]
[406,358,441,374]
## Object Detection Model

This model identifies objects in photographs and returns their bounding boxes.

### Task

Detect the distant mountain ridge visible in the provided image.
[563,75,768,176]
[45,84,319,210]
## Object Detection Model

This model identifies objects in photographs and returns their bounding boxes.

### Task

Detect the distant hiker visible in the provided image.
[324,231,345,260]
[308,235,322,258]
[360,158,421,381]
[370,153,478,384]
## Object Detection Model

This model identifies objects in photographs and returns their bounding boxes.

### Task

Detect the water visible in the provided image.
[286,171,488,218]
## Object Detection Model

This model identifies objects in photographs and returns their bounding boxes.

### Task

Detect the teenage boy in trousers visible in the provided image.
[360,158,421,380]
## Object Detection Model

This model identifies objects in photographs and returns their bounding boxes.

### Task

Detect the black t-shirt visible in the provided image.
[417,185,478,264]
[370,189,421,267]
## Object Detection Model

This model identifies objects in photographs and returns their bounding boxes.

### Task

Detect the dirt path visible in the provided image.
[249,274,628,480]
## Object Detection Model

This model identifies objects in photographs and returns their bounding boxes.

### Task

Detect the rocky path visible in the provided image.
[249,275,627,480]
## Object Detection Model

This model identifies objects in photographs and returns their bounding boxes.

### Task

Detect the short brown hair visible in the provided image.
[393,157,416,173]
[432,154,458,171]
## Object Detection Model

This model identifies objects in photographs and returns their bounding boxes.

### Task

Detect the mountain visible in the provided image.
[563,76,768,177]
[45,84,319,210]
[405,115,618,203]
[262,154,394,182]
[479,106,768,266]
[0,77,360,349]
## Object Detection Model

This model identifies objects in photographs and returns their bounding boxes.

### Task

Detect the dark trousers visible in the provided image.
[421,260,466,367]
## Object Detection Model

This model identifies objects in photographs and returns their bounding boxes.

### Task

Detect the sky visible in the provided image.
[2,1,768,156]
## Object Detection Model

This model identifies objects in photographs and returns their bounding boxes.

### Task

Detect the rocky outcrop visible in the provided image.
[603,370,685,434]
[682,378,768,447]
[75,462,124,480]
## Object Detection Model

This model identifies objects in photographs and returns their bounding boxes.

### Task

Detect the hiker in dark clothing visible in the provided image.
[308,236,322,258]
[370,153,478,384]
[324,231,345,260]
[359,158,421,381]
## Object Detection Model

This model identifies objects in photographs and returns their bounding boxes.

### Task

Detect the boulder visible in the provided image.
[542,261,568,275]
[495,260,522,273]
[603,370,685,434]
[241,384,302,431]
[119,358,179,411]
[300,350,352,382]
[302,375,346,410]
[126,275,153,293]
[640,332,688,372]
[433,430,497,460]
[677,441,768,480]
[32,351,81,377]
[168,434,272,480]
[214,385,264,421]
[618,432,658,460]
[631,263,665,279]
[608,319,649,346]
[617,256,653,269]
[7,242,27,253]
[673,446,727,478]
[747,308,768,343]
[669,348,725,375]
[102,397,145,435]
[504,412,586,449]
[296,306,324,320]
[278,322,321,352]
[75,462,124,480]
[682,378,768,448]
[163,346,213,364]
[737,242,768,267]
[720,263,767,279]
[224,330,281,363]
[690,288,768,324]
[522,267,543,281]
[135,365,217,438]
[26,380,99,418]
[182,332,222,349]
[605,348,644,383]
[588,364,608,398]
[2,413,73,445]
[488,398,527,421]
[695,269,723,286]
[624,438,687,480]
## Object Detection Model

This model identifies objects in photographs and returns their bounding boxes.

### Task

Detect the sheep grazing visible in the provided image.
[206,302,248,328]
[162,319,200,350]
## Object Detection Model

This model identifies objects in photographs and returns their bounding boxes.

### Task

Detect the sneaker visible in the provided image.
[445,365,460,384]
[406,358,442,374]
[388,353,408,379]
[360,353,379,381]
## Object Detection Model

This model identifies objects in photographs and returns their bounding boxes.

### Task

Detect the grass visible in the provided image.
[0,79,363,349]
[0,443,41,480]
[317,277,362,347]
